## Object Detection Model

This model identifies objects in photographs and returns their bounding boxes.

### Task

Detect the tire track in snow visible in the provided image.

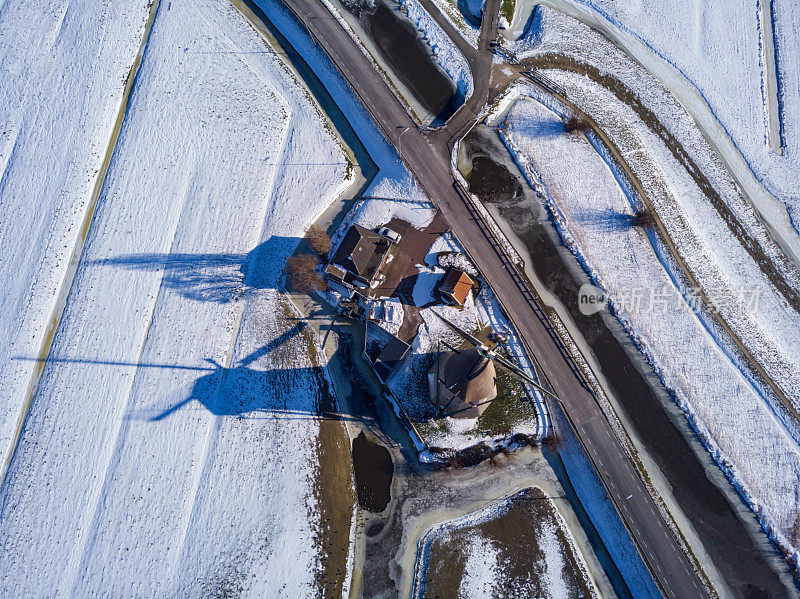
[59,151,203,593]
[163,63,296,583]
[0,0,162,487]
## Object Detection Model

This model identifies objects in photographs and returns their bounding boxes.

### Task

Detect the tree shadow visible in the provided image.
[512,118,569,138]
[575,208,637,233]
[89,236,301,303]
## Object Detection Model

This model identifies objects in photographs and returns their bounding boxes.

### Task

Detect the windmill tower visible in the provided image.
[428,312,557,419]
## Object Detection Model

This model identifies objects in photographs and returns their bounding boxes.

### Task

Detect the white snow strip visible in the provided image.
[458,533,500,598]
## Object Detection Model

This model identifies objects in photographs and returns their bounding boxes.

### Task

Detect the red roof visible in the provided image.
[439,268,474,305]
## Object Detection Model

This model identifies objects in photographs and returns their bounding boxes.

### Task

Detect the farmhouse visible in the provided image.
[325,224,392,295]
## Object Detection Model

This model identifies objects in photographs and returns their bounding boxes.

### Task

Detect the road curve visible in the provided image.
[277,1,708,597]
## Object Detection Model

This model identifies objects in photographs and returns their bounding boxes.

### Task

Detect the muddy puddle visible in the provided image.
[336,0,462,124]
[420,487,594,599]
[353,431,394,512]
[460,125,797,598]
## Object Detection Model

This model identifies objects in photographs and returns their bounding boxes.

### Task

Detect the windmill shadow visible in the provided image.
[89,236,301,303]
[145,321,388,426]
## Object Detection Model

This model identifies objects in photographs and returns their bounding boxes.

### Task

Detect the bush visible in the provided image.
[631,208,655,229]
[541,432,562,450]
[305,224,331,257]
[564,115,590,134]
[286,254,326,294]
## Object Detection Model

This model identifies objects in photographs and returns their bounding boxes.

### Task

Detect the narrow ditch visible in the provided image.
[334,0,462,124]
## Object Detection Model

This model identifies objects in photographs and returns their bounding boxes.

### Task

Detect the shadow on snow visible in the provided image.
[88,236,301,303]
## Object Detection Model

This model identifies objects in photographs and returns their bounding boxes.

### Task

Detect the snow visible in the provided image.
[0,0,153,475]
[458,534,501,598]
[346,198,435,233]
[512,0,800,260]
[540,520,572,599]
[553,406,662,598]
[424,230,480,277]
[0,0,351,595]
[412,266,444,306]
[428,0,482,48]
[370,298,405,335]
[249,0,425,206]
[499,93,800,564]
[558,0,800,213]
[424,230,460,265]
[506,2,800,433]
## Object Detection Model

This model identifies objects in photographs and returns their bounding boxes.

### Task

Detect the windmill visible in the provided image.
[429,311,557,419]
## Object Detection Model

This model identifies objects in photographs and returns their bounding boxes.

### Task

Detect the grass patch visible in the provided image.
[501,0,516,23]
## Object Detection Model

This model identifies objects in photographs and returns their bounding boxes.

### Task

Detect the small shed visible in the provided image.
[437,268,475,306]
[365,321,410,383]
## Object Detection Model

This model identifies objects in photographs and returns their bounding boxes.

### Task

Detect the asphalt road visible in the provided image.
[279,1,709,597]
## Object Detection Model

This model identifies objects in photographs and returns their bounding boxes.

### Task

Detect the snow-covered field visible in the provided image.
[551,0,800,220]
[0,0,153,478]
[498,93,800,564]
[0,0,352,595]
[516,0,800,262]
[509,6,800,428]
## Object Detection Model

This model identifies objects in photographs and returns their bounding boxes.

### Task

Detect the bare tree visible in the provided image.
[305,224,331,257]
[564,115,591,134]
[286,254,327,294]
[541,431,562,450]
[631,208,655,229]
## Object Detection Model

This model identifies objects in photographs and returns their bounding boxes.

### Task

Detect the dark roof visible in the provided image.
[331,224,390,281]
[365,321,410,382]
[437,348,497,416]
[438,268,474,305]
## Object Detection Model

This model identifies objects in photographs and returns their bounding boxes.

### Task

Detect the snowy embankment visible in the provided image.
[0,0,350,595]
[428,0,481,48]
[0,0,152,476]
[515,6,800,425]
[499,94,800,564]
[517,0,800,263]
